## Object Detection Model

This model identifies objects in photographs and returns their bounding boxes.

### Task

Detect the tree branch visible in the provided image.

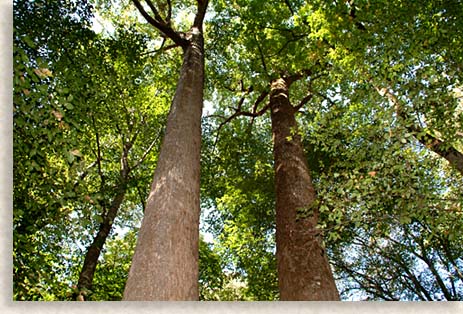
[251,90,269,115]
[253,32,268,75]
[166,0,172,24]
[376,87,463,175]
[91,115,105,188]
[131,0,188,48]
[193,0,209,29]
[284,0,295,15]
[140,43,180,56]
[144,0,167,25]
[210,89,270,147]
[413,233,455,300]
[295,93,313,111]
[73,161,98,189]
[347,0,366,30]
[137,184,147,213]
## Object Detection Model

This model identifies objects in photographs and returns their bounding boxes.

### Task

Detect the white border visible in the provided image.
[1,0,14,308]
[2,302,463,314]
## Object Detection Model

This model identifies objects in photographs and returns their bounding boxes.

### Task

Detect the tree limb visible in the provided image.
[193,0,209,29]
[137,184,147,213]
[166,0,172,24]
[253,32,268,75]
[144,0,167,25]
[284,0,295,15]
[295,93,313,111]
[140,43,180,56]
[376,87,463,175]
[131,0,188,48]
[91,115,105,188]
[210,89,270,147]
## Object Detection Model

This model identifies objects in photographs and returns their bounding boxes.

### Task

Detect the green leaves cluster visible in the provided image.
[200,118,278,300]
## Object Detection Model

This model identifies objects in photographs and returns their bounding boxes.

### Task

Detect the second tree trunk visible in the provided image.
[269,78,339,300]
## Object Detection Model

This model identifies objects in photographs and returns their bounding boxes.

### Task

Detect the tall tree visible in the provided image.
[269,76,339,300]
[208,0,340,299]
[123,0,209,300]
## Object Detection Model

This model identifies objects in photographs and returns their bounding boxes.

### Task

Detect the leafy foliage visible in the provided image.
[13,0,463,301]
[201,118,279,300]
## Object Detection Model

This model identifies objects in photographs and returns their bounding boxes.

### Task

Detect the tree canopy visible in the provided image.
[13,0,463,301]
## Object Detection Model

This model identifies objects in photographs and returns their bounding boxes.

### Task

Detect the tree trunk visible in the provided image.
[270,77,339,300]
[76,183,127,300]
[123,29,204,300]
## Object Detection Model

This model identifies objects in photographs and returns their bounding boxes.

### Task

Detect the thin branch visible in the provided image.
[132,128,163,170]
[334,260,398,300]
[316,91,337,107]
[246,89,267,125]
[166,0,172,24]
[438,237,463,282]
[251,90,270,115]
[136,184,146,213]
[73,161,98,189]
[211,89,270,147]
[284,0,295,15]
[144,0,167,24]
[347,0,366,30]
[140,43,180,56]
[271,34,307,58]
[414,235,455,300]
[91,115,105,188]
[80,161,98,180]
[284,68,315,85]
[254,32,268,75]
[119,131,134,179]
[131,0,164,31]
[376,87,463,175]
[384,251,434,300]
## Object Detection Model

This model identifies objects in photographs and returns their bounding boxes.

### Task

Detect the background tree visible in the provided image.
[69,27,170,300]
[304,0,463,299]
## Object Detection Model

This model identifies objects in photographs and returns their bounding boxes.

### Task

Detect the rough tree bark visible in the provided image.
[270,77,339,300]
[123,0,208,300]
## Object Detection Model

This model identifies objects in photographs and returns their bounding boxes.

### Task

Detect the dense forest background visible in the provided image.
[13,0,463,300]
